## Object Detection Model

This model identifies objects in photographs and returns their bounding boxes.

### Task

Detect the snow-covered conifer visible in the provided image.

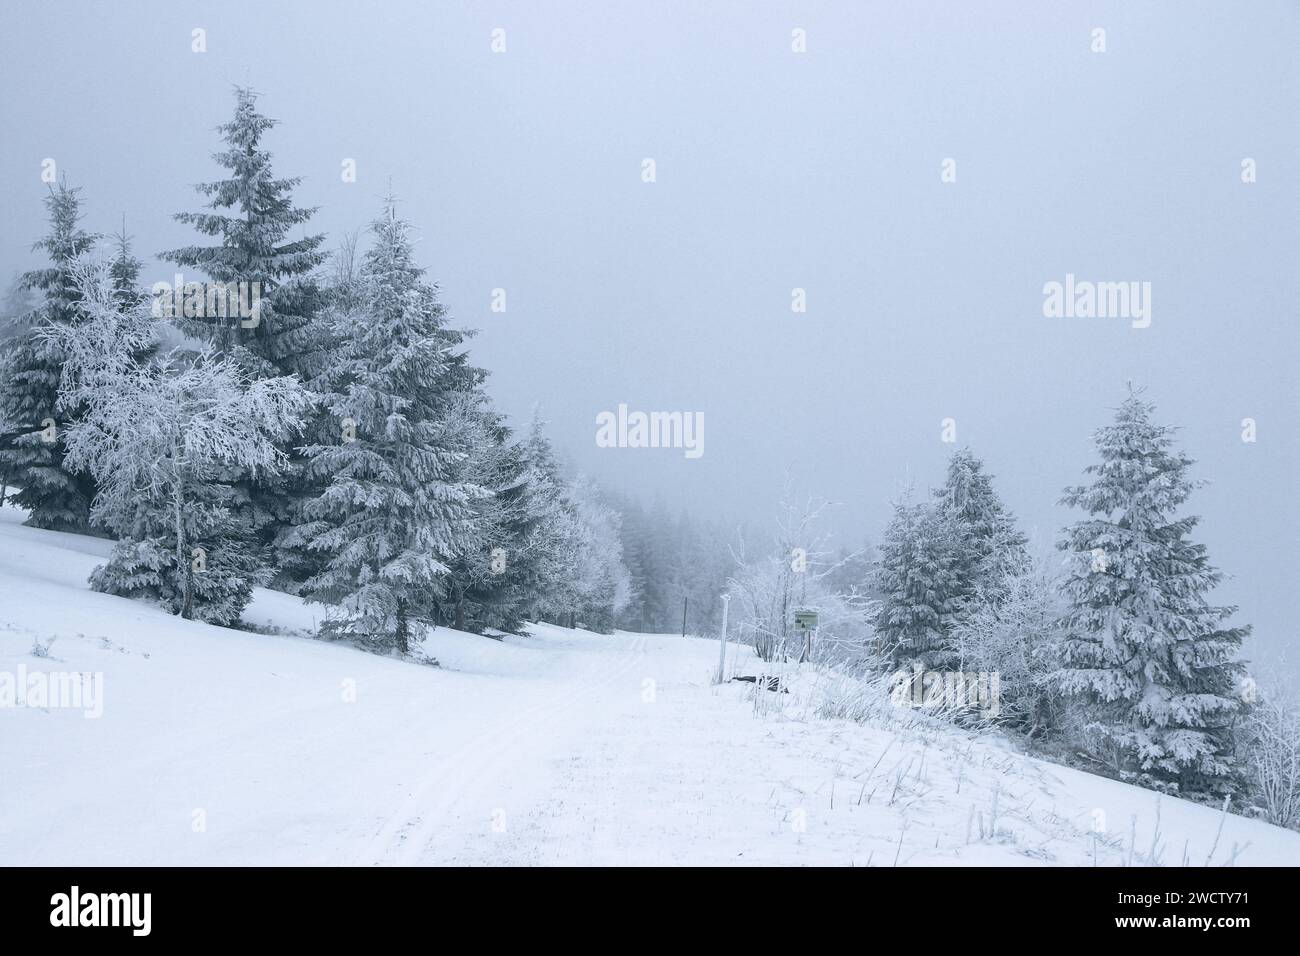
[49,260,309,623]
[873,498,965,670]
[0,182,100,530]
[564,474,633,632]
[933,447,1029,607]
[1055,388,1249,797]
[285,200,484,651]
[108,220,145,310]
[161,87,327,378]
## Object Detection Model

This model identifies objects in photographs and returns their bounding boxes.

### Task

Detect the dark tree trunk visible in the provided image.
[395,601,409,654]
[173,459,193,620]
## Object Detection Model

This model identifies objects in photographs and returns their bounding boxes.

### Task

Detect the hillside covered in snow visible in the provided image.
[3,503,1296,867]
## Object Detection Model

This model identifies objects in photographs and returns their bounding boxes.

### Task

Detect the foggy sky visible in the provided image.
[2,1,1296,664]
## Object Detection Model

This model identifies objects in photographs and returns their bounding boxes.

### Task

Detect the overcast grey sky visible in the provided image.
[2,1,1296,664]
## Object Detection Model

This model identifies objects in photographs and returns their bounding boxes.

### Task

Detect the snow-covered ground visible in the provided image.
[2,503,1297,866]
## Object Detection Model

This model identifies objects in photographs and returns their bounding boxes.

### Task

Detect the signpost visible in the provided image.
[794,609,818,663]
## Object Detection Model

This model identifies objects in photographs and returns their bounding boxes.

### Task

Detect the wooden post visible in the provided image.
[681,596,688,637]
[714,594,730,684]
[794,610,818,664]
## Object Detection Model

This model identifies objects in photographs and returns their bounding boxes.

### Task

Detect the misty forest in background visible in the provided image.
[0,89,1294,824]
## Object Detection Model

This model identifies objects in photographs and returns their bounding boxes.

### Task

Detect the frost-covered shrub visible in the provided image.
[1240,682,1300,829]
[728,483,877,664]
[949,558,1064,736]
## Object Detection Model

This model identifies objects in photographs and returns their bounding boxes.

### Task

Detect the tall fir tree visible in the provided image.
[934,447,1030,606]
[0,182,100,530]
[515,410,584,625]
[284,199,483,652]
[0,276,37,506]
[0,272,38,337]
[873,498,966,670]
[161,86,327,377]
[564,474,633,632]
[432,396,546,635]
[1055,389,1249,797]
[612,496,652,631]
[162,87,329,558]
[108,220,145,310]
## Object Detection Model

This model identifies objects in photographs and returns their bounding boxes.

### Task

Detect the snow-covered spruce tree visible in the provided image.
[658,511,722,637]
[268,236,367,590]
[933,447,1029,607]
[161,87,327,377]
[612,496,654,631]
[1055,389,1249,798]
[0,272,38,339]
[285,200,484,653]
[108,221,146,310]
[48,260,309,624]
[162,88,330,560]
[605,491,734,635]
[683,519,735,637]
[417,392,546,635]
[0,182,99,530]
[433,398,524,632]
[106,224,163,374]
[511,410,588,627]
[0,275,38,508]
[873,497,966,671]
[643,498,679,629]
[565,475,633,632]
[661,511,732,637]
[432,399,606,635]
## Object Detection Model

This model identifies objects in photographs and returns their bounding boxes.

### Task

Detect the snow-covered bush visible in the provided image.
[949,557,1064,736]
[1240,681,1300,829]
[727,482,876,665]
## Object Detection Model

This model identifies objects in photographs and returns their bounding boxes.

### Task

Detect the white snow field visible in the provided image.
[2,502,1297,867]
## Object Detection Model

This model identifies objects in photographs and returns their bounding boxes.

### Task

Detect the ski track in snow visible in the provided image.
[363,632,648,866]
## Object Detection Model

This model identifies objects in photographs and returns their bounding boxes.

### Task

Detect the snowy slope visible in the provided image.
[1,503,1297,866]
